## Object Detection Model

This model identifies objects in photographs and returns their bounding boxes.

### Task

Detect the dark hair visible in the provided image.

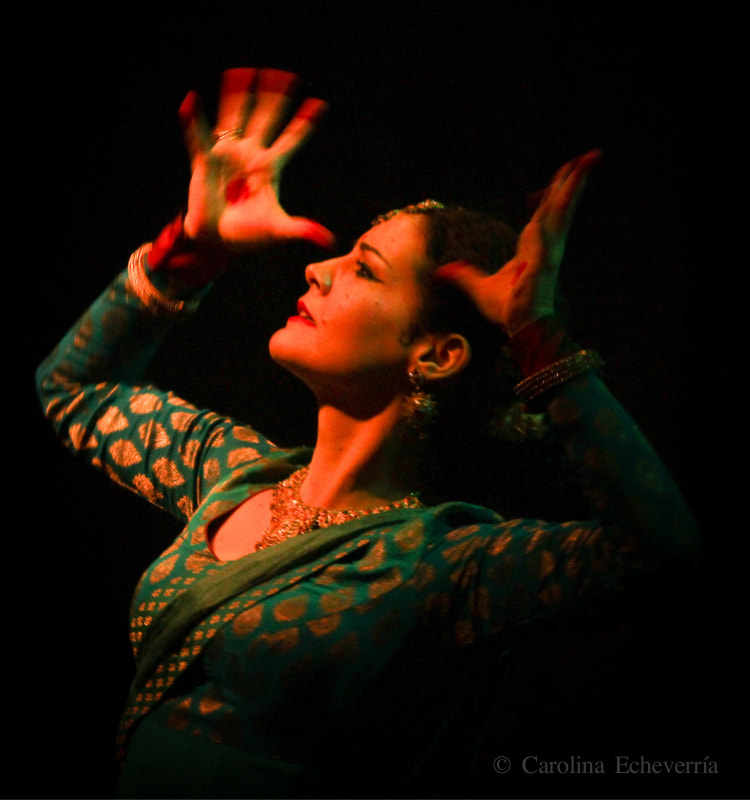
[385,204,578,518]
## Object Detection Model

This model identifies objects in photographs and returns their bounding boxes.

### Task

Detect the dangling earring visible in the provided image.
[403,368,437,437]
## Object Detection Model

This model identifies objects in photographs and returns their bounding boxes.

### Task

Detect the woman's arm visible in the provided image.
[431,154,700,637]
[36,68,334,520]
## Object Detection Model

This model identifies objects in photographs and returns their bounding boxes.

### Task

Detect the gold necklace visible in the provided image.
[255,467,423,551]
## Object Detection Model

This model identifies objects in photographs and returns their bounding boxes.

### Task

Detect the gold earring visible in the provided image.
[403,368,437,436]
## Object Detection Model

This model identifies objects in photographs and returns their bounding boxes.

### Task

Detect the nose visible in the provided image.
[305,259,334,294]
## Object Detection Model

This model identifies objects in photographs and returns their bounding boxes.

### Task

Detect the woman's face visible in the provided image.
[269,213,431,401]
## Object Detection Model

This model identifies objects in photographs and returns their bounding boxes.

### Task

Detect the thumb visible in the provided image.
[279,217,337,249]
[434,260,487,296]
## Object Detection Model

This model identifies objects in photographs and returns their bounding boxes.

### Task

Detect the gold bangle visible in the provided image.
[127,243,200,314]
[514,349,604,402]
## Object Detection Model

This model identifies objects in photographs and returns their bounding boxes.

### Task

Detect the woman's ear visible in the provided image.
[411,332,472,381]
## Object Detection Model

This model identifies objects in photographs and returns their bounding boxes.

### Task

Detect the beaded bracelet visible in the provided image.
[513,349,605,402]
[127,243,200,315]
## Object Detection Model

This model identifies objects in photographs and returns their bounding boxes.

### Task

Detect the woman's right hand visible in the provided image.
[180,68,335,251]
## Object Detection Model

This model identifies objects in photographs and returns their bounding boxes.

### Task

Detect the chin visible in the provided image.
[268,328,314,381]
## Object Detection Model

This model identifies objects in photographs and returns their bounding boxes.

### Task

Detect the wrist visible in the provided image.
[148,214,232,287]
[507,315,579,377]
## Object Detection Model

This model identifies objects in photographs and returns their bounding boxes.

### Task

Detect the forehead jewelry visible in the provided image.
[373,199,445,226]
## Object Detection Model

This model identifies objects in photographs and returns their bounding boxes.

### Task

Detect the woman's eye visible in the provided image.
[355,261,380,281]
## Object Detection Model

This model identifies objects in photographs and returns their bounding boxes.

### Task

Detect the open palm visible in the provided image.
[180,68,334,250]
[437,150,601,336]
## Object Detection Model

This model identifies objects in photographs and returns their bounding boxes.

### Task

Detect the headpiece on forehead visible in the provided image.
[372,199,445,226]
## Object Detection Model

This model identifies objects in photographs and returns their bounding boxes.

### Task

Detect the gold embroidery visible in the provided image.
[209,431,226,448]
[524,528,547,554]
[150,554,179,583]
[153,457,186,487]
[307,613,341,637]
[203,458,221,484]
[358,539,387,572]
[442,537,482,564]
[315,564,347,585]
[469,585,491,619]
[182,440,201,469]
[232,606,263,635]
[273,595,309,622]
[410,561,436,590]
[138,420,171,448]
[110,439,142,467]
[167,394,196,408]
[69,423,98,450]
[367,566,402,599]
[199,691,224,715]
[201,499,237,522]
[445,525,480,542]
[178,496,195,518]
[233,426,260,443]
[74,314,93,347]
[227,447,261,467]
[167,697,192,730]
[185,551,215,572]
[487,530,513,556]
[171,410,198,432]
[98,406,130,434]
[264,628,300,652]
[539,549,556,580]
[132,474,163,503]
[130,393,164,414]
[449,559,479,588]
[393,522,425,551]
[319,585,356,614]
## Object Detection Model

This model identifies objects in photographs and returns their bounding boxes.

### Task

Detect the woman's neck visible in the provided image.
[302,398,414,510]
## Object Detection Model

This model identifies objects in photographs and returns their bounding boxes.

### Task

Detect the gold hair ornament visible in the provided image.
[373,199,445,226]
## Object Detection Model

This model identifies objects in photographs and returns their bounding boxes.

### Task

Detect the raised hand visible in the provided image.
[179,68,335,250]
[437,150,601,336]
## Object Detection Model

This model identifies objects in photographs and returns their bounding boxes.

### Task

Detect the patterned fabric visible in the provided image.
[36,245,698,794]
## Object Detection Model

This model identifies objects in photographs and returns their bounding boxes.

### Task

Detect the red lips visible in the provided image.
[289,300,316,326]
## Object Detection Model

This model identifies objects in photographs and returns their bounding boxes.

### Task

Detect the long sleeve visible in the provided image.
[419,317,702,642]
[35,237,281,524]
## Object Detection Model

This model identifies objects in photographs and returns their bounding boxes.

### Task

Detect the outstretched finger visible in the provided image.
[536,149,602,231]
[214,68,256,137]
[242,69,298,146]
[179,91,214,165]
[267,98,329,165]
[553,149,602,229]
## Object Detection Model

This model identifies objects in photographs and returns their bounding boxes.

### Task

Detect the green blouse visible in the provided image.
[36,245,699,798]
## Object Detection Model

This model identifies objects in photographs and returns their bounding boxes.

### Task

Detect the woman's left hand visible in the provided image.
[437,150,601,336]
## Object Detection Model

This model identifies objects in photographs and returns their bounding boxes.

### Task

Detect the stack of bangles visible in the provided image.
[127,243,201,315]
[513,349,605,403]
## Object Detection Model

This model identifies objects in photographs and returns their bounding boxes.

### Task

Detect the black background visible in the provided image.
[20,3,740,798]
